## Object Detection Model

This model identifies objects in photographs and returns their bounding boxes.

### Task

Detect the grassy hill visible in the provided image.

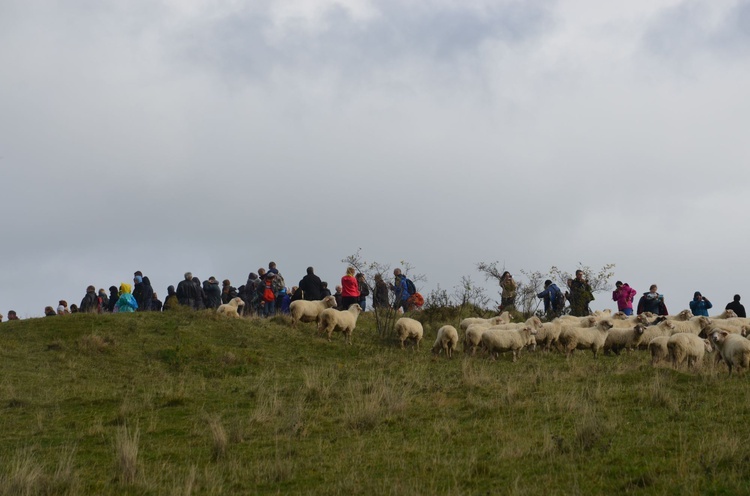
[1,310,749,495]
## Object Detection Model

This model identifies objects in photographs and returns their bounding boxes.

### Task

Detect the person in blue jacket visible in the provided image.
[537,280,564,317]
[689,291,712,317]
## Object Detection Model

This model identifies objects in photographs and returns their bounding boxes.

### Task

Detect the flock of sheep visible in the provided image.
[216,294,750,375]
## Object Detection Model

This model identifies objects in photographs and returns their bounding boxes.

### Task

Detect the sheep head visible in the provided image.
[597,319,614,331]
[703,339,714,353]
[633,324,645,336]
[675,309,693,321]
[711,330,729,345]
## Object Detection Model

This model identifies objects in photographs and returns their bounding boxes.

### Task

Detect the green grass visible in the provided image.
[1,310,750,494]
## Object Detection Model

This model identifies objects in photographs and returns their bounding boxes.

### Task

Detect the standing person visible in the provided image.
[107,286,119,312]
[98,289,109,313]
[340,267,360,310]
[612,281,637,316]
[176,272,198,309]
[637,284,668,316]
[151,292,163,312]
[356,273,370,311]
[192,277,206,310]
[45,306,57,317]
[133,275,144,310]
[203,277,222,310]
[244,273,262,316]
[163,286,179,311]
[537,280,564,318]
[372,274,389,309]
[141,276,154,312]
[333,285,343,310]
[80,285,100,313]
[389,270,411,313]
[321,282,332,298]
[57,300,70,315]
[221,280,238,304]
[299,267,324,301]
[7,310,19,321]
[689,291,712,317]
[568,270,594,317]
[114,283,138,313]
[260,272,277,316]
[499,271,517,311]
[725,294,746,318]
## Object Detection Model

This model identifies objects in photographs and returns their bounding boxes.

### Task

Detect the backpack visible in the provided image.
[404,278,416,295]
[262,281,275,303]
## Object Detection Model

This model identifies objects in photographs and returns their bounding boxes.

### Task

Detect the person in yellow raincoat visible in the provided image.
[115,283,138,313]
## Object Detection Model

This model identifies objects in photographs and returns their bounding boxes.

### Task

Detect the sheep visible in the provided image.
[317,304,362,344]
[289,295,338,328]
[431,325,459,359]
[710,331,750,376]
[459,312,511,331]
[480,326,537,362]
[557,315,598,328]
[667,316,710,335]
[558,319,614,358]
[536,320,562,352]
[485,316,544,333]
[638,320,677,349]
[464,324,490,355]
[216,297,245,318]
[667,332,713,370]
[648,336,670,365]
[395,317,424,349]
[603,324,646,355]
[665,309,693,321]
[610,313,650,329]
[712,309,738,320]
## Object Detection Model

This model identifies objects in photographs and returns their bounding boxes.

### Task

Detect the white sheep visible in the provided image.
[665,309,694,321]
[558,319,614,358]
[712,309,738,320]
[710,330,750,376]
[486,316,544,332]
[216,297,245,318]
[667,332,713,370]
[648,336,670,365]
[480,326,537,362]
[395,317,424,349]
[464,324,490,356]
[318,304,362,344]
[536,320,562,352]
[557,315,598,328]
[603,324,646,355]
[289,295,338,328]
[638,320,677,350]
[459,312,511,331]
[431,325,459,359]
[666,316,709,335]
[610,313,650,329]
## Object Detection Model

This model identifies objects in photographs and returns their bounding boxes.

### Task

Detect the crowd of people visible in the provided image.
[499,270,747,320]
[1,263,422,321]
[4,266,746,322]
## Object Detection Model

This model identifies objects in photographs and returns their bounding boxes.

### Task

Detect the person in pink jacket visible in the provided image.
[612,281,637,316]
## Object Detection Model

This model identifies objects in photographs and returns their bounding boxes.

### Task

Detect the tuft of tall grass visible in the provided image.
[207,415,228,461]
[115,424,140,485]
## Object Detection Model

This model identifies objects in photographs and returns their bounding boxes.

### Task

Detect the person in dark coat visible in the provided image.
[176,272,198,309]
[725,294,746,318]
[140,276,154,312]
[192,277,206,310]
[151,293,163,312]
[203,277,222,309]
[80,285,100,313]
[372,274,389,309]
[221,279,238,304]
[98,289,109,313]
[299,267,323,301]
[107,286,119,312]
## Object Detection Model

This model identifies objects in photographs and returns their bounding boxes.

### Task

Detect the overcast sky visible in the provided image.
[2,0,749,318]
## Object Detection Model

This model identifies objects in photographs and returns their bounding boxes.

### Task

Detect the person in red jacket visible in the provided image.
[341,267,360,310]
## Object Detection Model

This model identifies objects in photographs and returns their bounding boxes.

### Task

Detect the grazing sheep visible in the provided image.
[648,336,670,365]
[318,304,362,344]
[459,312,511,331]
[395,317,424,349]
[464,324,490,355]
[558,319,614,358]
[667,332,713,370]
[289,295,338,328]
[432,325,459,359]
[536,320,562,352]
[603,324,646,355]
[480,326,537,362]
[216,297,245,318]
[710,331,750,376]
